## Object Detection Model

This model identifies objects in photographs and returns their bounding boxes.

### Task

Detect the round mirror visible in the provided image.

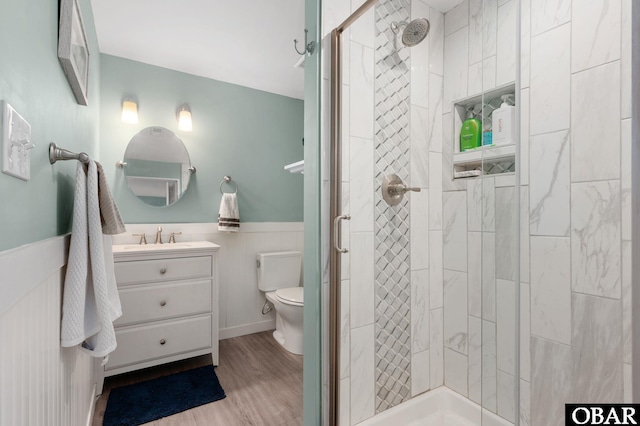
[123,126,194,207]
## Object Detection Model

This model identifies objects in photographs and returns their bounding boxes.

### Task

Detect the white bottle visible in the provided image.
[492,94,515,146]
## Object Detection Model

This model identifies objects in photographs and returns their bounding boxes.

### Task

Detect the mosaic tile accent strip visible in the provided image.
[374,0,412,413]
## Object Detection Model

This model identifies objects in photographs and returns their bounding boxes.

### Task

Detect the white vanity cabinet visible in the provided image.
[98,241,220,393]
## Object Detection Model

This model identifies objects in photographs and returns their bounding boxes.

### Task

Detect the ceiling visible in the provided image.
[90,0,306,99]
[90,0,465,101]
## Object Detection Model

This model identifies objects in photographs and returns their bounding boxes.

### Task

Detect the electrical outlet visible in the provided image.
[2,100,33,181]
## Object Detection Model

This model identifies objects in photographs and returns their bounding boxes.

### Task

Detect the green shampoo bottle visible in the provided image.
[460,107,482,152]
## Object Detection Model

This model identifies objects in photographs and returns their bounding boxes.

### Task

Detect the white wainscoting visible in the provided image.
[112,222,305,340]
[0,235,97,426]
[0,222,303,425]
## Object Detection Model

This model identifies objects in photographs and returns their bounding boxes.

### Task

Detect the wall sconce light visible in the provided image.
[121,96,138,124]
[177,104,192,132]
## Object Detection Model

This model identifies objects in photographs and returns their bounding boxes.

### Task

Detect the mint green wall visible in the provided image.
[99,54,304,224]
[303,0,322,423]
[0,0,101,252]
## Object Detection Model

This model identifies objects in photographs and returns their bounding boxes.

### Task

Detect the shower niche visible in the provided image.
[452,83,516,179]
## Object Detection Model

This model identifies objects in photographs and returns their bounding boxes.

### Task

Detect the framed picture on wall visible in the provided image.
[58,0,90,106]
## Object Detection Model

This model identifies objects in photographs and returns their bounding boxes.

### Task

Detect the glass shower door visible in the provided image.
[332,0,446,423]
[329,0,521,424]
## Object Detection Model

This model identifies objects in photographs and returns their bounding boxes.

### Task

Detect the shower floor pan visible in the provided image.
[357,387,513,426]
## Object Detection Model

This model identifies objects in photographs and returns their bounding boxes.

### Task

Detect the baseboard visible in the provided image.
[219,320,276,340]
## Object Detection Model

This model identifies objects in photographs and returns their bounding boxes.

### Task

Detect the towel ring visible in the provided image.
[220,175,238,194]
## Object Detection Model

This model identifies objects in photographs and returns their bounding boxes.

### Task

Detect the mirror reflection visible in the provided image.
[123,126,193,207]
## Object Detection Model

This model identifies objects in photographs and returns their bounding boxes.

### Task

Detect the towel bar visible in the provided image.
[49,142,90,165]
[219,176,238,194]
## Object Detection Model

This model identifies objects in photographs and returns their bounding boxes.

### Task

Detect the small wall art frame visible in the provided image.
[58,0,90,106]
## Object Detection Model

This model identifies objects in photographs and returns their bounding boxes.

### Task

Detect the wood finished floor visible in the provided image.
[92,331,303,426]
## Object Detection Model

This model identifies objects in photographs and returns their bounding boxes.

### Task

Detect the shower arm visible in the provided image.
[390,21,408,33]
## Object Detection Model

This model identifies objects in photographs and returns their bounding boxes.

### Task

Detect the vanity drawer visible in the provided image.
[115,280,212,326]
[107,315,212,371]
[114,256,212,285]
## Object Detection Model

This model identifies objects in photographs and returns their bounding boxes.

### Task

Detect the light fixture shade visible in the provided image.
[177,104,192,132]
[121,98,138,124]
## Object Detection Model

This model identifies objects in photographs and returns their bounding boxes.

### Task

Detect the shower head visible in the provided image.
[390,18,430,47]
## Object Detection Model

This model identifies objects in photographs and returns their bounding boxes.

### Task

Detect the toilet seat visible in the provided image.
[275,287,304,307]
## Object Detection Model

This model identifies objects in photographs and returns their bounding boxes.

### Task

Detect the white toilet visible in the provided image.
[257,251,304,355]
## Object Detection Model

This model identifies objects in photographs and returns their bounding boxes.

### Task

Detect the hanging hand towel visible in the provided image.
[96,161,126,235]
[61,161,122,357]
[218,193,240,232]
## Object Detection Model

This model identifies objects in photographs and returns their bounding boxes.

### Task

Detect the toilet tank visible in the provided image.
[257,251,302,292]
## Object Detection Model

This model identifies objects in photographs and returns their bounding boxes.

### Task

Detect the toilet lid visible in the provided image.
[275,287,304,305]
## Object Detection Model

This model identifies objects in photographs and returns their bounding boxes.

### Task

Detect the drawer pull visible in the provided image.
[160,300,167,307]
[159,268,167,275]
[160,339,166,345]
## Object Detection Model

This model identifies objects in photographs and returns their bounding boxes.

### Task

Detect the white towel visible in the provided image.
[96,162,126,235]
[218,193,240,232]
[60,161,122,357]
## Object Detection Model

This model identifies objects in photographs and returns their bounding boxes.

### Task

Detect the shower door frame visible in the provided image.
[329,1,378,425]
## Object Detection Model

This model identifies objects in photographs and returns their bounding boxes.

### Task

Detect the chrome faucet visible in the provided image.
[155,226,163,244]
[168,232,182,243]
[133,233,147,245]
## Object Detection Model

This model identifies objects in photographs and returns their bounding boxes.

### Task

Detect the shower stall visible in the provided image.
[322,0,634,425]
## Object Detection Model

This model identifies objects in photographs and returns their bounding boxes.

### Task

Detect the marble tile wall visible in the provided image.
[526,1,631,425]
[441,1,632,425]
[326,0,634,424]
[421,0,445,398]
[441,0,518,422]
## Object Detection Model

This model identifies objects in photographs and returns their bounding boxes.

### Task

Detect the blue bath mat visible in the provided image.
[103,365,226,426]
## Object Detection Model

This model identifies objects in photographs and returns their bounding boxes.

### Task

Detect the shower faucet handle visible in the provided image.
[382,174,421,206]
[390,183,421,195]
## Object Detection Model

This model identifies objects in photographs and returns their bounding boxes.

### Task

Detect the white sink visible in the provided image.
[112,241,219,254]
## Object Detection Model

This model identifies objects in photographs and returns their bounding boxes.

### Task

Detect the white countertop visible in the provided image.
[112,240,220,255]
